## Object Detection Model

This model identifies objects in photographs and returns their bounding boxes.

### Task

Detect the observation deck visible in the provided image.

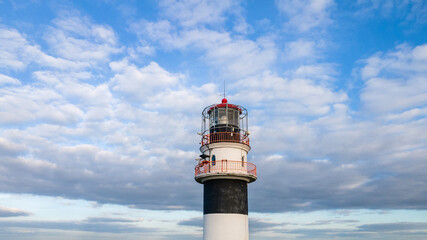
[201,132,250,146]
[195,160,257,183]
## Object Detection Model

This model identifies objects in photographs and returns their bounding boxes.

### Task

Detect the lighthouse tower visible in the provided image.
[195,98,257,240]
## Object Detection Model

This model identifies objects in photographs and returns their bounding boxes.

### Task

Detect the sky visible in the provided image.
[0,0,426,239]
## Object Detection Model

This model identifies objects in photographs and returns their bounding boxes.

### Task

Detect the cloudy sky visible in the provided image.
[0,0,426,239]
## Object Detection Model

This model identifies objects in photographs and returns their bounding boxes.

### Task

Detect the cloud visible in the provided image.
[157,0,252,35]
[159,0,235,27]
[233,15,254,34]
[249,218,285,232]
[283,226,427,240]
[307,219,359,226]
[247,105,427,212]
[356,222,427,232]
[232,72,347,116]
[0,73,20,85]
[0,139,201,210]
[360,44,427,115]
[284,39,327,61]
[277,221,427,239]
[0,10,121,72]
[276,0,334,32]
[0,138,27,157]
[285,40,316,59]
[356,0,395,17]
[110,61,183,102]
[0,26,86,70]
[32,71,113,109]
[0,85,84,125]
[356,0,427,25]
[0,207,31,217]
[44,10,122,64]
[177,217,202,228]
[289,63,338,81]
[140,83,219,112]
[86,217,143,223]
[131,20,277,78]
[0,60,206,211]
[0,50,203,212]
[383,107,427,122]
[0,218,152,233]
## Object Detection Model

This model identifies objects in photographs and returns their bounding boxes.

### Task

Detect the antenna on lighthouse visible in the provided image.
[223,79,226,99]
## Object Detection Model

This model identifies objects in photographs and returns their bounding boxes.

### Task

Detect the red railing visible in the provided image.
[195,160,257,177]
[201,132,250,146]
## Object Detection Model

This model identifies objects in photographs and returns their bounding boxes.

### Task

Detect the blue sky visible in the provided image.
[0,0,427,239]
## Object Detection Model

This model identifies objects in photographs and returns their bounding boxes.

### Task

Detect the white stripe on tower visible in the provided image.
[204,214,248,240]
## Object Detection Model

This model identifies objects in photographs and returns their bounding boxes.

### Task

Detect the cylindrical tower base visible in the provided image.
[203,179,248,240]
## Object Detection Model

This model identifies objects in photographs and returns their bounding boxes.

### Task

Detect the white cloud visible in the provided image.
[233,72,348,116]
[141,83,218,112]
[133,20,175,46]
[0,73,20,85]
[159,0,235,27]
[0,138,27,157]
[128,45,156,58]
[233,15,254,34]
[356,0,427,24]
[0,86,84,125]
[45,11,122,64]
[130,2,275,78]
[131,22,277,78]
[33,71,113,108]
[290,63,338,81]
[248,101,427,212]
[0,27,32,70]
[0,27,86,70]
[276,0,334,32]
[284,39,317,60]
[110,61,183,101]
[203,35,277,78]
[360,44,427,115]
[356,0,395,17]
[17,156,57,170]
[0,206,31,217]
[384,107,427,122]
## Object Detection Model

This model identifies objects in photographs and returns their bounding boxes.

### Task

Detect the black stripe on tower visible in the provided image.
[203,179,248,215]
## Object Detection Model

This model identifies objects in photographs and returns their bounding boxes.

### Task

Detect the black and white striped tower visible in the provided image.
[195,98,257,240]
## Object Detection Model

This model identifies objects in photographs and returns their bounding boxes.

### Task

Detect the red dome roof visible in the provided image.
[207,98,242,114]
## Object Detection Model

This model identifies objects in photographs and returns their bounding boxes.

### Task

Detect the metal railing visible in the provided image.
[201,132,250,146]
[195,160,257,177]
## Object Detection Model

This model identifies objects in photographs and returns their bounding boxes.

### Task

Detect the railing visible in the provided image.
[201,132,250,146]
[195,160,257,177]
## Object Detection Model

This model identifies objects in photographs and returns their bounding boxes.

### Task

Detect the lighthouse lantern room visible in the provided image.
[195,98,257,240]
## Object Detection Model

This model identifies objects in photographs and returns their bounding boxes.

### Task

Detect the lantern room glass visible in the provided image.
[209,108,239,128]
[201,102,248,136]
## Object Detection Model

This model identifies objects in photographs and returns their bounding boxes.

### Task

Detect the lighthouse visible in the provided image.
[195,98,257,240]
